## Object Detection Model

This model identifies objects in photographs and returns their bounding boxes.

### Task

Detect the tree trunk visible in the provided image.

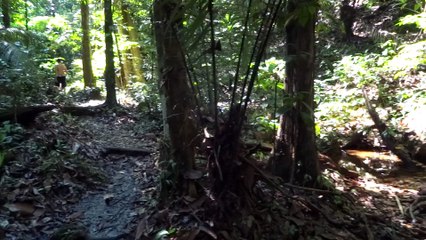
[114,30,127,89]
[49,0,56,16]
[104,0,117,107]
[2,0,11,28]
[117,20,132,87]
[81,0,95,88]
[121,2,145,83]
[271,0,320,185]
[115,0,132,88]
[25,0,29,30]
[153,0,198,197]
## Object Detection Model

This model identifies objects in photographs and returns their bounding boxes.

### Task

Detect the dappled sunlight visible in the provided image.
[77,99,104,107]
[2,0,426,239]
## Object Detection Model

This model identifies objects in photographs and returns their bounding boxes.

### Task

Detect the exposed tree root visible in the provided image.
[101,146,153,157]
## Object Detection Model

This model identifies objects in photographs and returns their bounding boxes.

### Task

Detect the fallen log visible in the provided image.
[60,105,105,116]
[0,105,56,125]
[362,88,415,167]
[102,146,154,157]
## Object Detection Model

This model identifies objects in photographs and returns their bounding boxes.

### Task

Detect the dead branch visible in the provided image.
[102,146,153,157]
[362,88,415,166]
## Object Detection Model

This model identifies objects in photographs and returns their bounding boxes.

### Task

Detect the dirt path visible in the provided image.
[0,109,160,240]
[70,115,159,239]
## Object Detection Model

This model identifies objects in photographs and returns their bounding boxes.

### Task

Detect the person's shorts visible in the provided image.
[55,76,66,88]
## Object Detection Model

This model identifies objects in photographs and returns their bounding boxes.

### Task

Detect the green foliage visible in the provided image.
[316,27,426,144]
[29,15,80,62]
[398,12,426,30]
[128,82,161,114]
[0,121,24,168]
[0,121,24,149]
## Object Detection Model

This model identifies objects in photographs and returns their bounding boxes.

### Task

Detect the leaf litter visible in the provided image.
[0,107,425,239]
[0,108,160,239]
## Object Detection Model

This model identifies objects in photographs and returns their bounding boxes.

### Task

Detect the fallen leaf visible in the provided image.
[43,178,53,192]
[4,203,35,215]
[41,217,52,223]
[68,211,84,220]
[33,208,45,218]
[199,226,217,239]
[0,220,9,228]
[135,217,148,240]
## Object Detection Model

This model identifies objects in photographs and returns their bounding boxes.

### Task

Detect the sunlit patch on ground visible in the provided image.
[77,100,104,107]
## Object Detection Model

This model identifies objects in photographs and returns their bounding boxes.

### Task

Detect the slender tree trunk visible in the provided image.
[271,0,319,185]
[115,0,131,88]
[104,0,117,107]
[121,2,145,83]
[2,0,11,28]
[49,0,55,16]
[25,0,29,30]
[113,30,127,88]
[117,21,132,87]
[81,0,95,88]
[153,0,198,197]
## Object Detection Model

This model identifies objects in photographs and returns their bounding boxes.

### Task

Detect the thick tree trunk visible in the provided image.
[104,0,117,107]
[81,0,95,88]
[121,2,145,83]
[2,0,11,28]
[271,0,319,185]
[153,0,198,197]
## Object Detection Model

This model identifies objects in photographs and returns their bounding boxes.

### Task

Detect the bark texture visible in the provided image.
[271,0,320,185]
[153,0,198,196]
[121,2,145,83]
[104,0,117,107]
[2,0,11,28]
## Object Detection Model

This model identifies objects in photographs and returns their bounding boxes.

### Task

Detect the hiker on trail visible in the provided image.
[54,58,68,90]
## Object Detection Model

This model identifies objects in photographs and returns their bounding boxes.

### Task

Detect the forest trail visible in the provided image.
[68,110,159,239]
[0,105,160,240]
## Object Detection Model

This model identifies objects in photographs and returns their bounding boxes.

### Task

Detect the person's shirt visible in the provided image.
[55,63,67,77]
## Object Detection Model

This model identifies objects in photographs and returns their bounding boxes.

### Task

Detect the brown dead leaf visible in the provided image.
[68,211,84,220]
[41,217,52,223]
[4,202,35,215]
[135,217,148,240]
[33,208,45,218]
[199,226,217,239]
[43,178,53,192]
[7,189,19,201]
